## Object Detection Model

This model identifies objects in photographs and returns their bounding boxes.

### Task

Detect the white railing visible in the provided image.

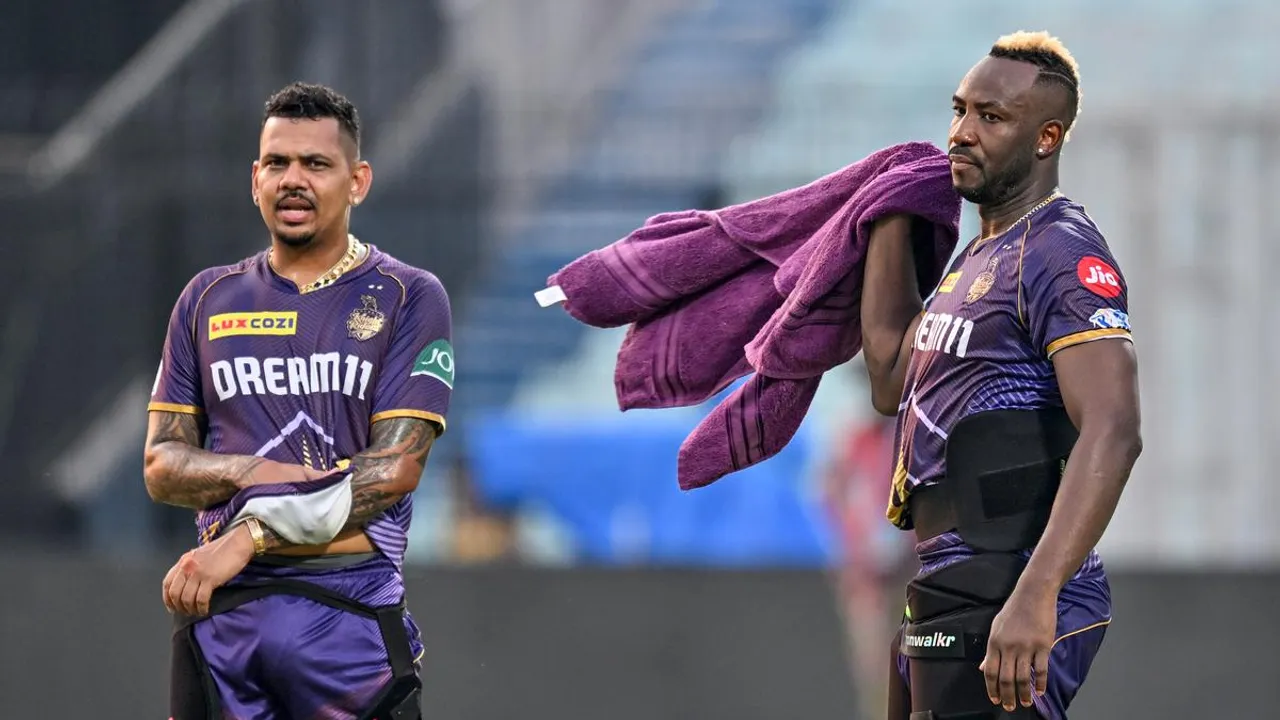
[27,0,251,190]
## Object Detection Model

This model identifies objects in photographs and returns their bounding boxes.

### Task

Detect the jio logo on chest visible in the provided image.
[1077,256,1122,298]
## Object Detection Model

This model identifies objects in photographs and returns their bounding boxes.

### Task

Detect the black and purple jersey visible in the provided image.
[885,197,1125,719]
[887,197,1131,553]
[149,242,453,570]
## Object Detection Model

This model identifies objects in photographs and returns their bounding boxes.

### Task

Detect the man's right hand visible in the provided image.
[162,522,257,617]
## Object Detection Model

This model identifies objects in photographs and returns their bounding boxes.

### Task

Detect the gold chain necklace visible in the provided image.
[270,234,365,294]
[975,190,1062,245]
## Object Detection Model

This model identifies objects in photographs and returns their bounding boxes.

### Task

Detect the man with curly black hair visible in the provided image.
[146,82,453,720]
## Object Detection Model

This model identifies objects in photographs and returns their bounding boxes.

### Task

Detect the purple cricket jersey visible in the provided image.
[151,242,451,718]
[887,197,1127,719]
[886,196,1131,538]
[150,240,452,573]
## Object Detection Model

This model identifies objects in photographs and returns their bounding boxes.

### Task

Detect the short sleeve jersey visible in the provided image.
[886,197,1132,528]
[149,243,454,567]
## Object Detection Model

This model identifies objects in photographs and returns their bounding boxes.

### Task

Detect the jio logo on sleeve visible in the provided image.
[1076,256,1122,298]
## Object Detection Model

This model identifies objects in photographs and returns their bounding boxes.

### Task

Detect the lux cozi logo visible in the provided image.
[208,311,299,341]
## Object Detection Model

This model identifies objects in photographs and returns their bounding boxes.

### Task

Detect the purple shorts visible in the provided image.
[190,554,423,720]
[895,538,1112,720]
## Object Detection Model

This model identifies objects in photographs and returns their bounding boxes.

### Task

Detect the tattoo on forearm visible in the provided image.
[150,411,203,447]
[146,411,265,509]
[344,417,436,524]
[258,417,438,552]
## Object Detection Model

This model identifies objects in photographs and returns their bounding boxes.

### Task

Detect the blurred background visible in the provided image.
[0,0,1276,717]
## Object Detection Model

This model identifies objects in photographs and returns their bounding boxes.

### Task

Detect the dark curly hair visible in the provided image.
[262,82,361,155]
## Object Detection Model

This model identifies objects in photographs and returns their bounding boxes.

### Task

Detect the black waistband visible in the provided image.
[175,578,416,682]
[907,457,1061,551]
[908,407,1077,552]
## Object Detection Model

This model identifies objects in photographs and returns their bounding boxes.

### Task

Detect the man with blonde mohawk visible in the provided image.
[859,31,1142,718]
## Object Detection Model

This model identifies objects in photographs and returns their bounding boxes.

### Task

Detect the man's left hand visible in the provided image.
[980,587,1058,712]
[162,522,255,617]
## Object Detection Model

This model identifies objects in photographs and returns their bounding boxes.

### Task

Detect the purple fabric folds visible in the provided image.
[548,142,962,489]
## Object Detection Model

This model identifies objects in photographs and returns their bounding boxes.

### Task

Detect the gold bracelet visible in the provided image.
[245,517,268,555]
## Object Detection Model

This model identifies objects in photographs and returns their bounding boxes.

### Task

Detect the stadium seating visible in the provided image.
[0,0,183,137]
[722,0,1280,202]
[453,0,843,565]
[451,0,841,421]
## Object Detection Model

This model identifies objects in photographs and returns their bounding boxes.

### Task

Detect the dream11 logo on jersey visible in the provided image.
[1077,256,1122,298]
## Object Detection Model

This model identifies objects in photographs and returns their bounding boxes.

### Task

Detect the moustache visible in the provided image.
[947,147,981,166]
[275,192,316,209]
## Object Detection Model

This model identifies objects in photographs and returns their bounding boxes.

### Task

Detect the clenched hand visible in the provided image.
[162,522,256,616]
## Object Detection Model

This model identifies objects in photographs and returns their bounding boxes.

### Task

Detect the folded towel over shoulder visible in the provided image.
[545,142,962,490]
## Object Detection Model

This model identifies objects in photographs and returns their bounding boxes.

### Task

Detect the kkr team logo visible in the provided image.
[347,295,386,341]
[411,339,455,389]
[208,312,298,341]
[964,255,1000,304]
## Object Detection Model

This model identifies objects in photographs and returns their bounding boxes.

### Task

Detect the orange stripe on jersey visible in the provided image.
[1052,618,1112,649]
[370,409,447,433]
[148,402,202,415]
[1046,328,1131,357]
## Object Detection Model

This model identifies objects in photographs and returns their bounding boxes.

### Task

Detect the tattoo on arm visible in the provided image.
[347,417,437,523]
[145,411,266,509]
[259,417,439,552]
[149,410,204,447]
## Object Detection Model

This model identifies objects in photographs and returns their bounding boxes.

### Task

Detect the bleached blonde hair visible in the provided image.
[990,30,1082,141]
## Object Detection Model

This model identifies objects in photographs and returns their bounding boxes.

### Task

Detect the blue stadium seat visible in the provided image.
[466,406,835,566]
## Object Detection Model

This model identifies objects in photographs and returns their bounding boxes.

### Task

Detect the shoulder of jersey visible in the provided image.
[372,251,448,300]
[1024,201,1110,257]
[182,256,258,300]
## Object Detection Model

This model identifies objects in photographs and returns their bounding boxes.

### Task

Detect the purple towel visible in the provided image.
[547,142,961,490]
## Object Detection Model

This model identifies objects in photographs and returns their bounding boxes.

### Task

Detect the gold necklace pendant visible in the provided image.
[271,234,365,294]
[978,191,1062,243]
[302,236,363,293]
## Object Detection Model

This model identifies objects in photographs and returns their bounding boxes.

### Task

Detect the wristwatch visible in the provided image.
[244,517,268,556]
